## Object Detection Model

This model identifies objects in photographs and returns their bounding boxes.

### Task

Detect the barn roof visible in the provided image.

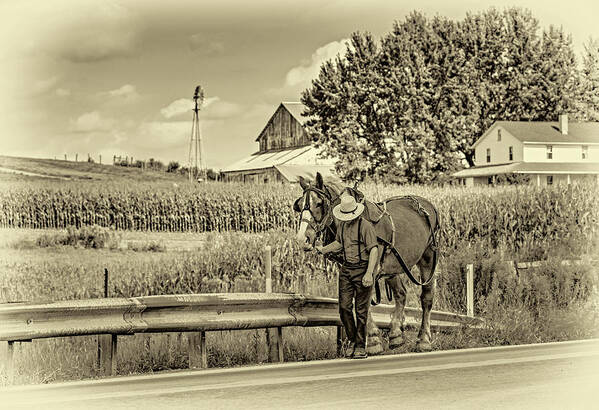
[473,121,599,148]
[221,145,335,174]
[274,164,338,183]
[452,161,599,178]
[255,102,309,142]
[281,102,309,125]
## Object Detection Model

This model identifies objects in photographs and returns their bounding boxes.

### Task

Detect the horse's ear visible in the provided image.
[315,172,323,189]
[299,176,309,190]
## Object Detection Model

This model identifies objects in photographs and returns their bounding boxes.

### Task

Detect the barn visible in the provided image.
[221,102,337,183]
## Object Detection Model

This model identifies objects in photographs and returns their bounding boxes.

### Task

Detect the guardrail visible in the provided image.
[0,293,482,379]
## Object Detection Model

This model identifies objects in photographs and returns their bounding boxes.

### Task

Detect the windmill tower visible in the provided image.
[188,85,207,183]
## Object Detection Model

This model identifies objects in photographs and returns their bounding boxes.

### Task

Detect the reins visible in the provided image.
[298,186,339,245]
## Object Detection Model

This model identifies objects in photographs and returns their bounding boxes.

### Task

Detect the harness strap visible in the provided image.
[377,237,435,287]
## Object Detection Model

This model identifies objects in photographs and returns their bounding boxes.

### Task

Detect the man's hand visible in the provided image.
[362,272,374,287]
[315,245,325,254]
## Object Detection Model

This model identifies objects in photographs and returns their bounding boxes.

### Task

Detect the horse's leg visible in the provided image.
[416,247,436,352]
[366,307,383,355]
[387,274,407,349]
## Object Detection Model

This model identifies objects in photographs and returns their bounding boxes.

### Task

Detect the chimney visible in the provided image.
[559,114,568,135]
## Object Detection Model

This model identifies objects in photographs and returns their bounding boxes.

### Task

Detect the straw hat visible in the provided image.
[333,194,365,221]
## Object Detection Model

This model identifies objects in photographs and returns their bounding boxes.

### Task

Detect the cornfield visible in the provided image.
[1,180,597,253]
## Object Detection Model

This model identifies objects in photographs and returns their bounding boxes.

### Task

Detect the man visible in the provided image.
[316,193,379,359]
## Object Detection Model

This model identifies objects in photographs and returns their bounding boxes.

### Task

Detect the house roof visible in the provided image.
[221,145,335,173]
[473,121,599,148]
[452,162,599,178]
[255,102,309,142]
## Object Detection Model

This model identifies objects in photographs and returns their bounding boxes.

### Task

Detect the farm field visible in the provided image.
[0,228,208,251]
[0,155,186,182]
[1,171,598,386]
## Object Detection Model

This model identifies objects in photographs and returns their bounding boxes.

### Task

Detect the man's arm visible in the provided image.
[362,247,378,287]
[316,241,342,254]
[361,219,379,287]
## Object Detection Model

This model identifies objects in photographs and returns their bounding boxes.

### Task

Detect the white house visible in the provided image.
[222,102,337,183]
[453,115,599,186]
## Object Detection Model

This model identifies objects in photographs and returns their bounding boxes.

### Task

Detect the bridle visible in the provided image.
[298,186,339,245]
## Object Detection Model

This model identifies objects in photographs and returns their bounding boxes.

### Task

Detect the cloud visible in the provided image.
[45,2,141,63]
[161,99,193,119]
[285,39,349,87]
[97,84,140,102]
[137,121,190,147]
[108,84,137,97]
[69,111,114,133]
[160,96,241,120]
[55,88,71,97]
[188,33,225,55]
[33,76,59,95]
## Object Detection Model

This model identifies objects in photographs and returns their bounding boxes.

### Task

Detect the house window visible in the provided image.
[497,129,502,141]
[509,146,513,161]
[582,145,588,160]
[547,175,553,185]
[486,148,491,163]
[487,177,493,185]
[546,145,553,160]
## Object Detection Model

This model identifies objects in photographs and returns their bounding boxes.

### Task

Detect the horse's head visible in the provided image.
[293,172,339,251]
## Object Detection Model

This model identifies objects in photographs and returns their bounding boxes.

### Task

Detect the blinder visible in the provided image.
[294,185,338,245]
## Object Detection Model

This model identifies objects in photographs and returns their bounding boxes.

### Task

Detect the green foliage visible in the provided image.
[1,181,597,257]
[576,38,599,121]
[166,161,180,173]
[301,8,589,183]
[35,226,120,249]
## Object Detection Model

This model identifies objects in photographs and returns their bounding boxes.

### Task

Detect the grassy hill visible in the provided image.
[0,155,187,183]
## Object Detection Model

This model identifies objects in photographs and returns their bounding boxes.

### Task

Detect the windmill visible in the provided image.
[188,85,207,183]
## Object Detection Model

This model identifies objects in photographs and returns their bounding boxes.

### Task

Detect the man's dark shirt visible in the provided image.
[335,217,378,267]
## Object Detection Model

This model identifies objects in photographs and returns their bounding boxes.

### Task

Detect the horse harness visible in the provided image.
[298,186,338,243]
[299,187,439,302]
[368,196,439,305]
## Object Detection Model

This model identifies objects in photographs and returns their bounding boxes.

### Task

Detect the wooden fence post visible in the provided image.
[4,341,14,383]
[98,334,117,376]
[188,331,207,369]
[264,246,283,362]
[466,264,474,317]
[335,268,343,356]
[97,268,117,375]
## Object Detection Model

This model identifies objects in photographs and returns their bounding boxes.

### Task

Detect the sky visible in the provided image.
[1,0,598,170]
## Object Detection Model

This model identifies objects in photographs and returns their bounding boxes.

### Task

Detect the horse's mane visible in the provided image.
[322,179,345,198]
[323,178,364,203]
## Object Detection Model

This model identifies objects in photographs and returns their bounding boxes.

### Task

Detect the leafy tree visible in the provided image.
[167,161,180,173]
[534,25,579,119]
[576,38,599,121]
[301,8,584,183]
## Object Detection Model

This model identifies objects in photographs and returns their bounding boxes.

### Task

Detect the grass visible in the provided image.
[1,229,597,386]
[0,155,186,182]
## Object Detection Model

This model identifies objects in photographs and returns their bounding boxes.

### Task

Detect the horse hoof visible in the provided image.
[367,343,383,355]
[389,336,405,349]
[416,340,432,352]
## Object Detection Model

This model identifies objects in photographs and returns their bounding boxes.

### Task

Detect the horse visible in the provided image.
[293,172,440,353]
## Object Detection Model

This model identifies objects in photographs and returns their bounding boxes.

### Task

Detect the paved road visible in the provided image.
[2,339,598,409]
